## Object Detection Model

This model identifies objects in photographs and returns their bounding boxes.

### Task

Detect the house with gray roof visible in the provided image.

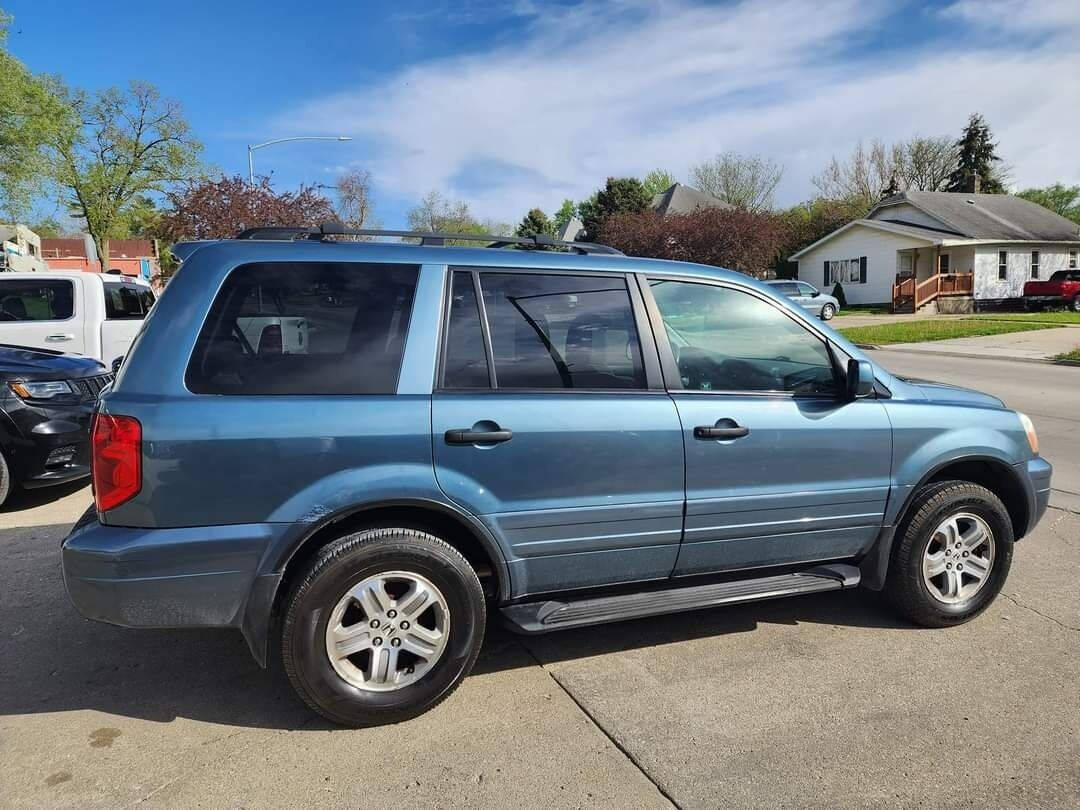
[789,191,1080,312]
[650,183,733,217]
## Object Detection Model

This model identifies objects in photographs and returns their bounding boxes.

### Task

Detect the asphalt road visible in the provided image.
[1,354,1078,808]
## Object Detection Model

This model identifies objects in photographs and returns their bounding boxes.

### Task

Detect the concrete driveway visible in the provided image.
[2,355,1079,808]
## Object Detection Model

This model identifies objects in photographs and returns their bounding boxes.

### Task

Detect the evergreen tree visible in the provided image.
[515,207,555,243]
[579,177,651,240]
[946,113,1005,193]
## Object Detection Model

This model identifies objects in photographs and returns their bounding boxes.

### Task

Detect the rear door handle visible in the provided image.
[694,424,750,440]
[445,428,513,445]
[45,333,74,342]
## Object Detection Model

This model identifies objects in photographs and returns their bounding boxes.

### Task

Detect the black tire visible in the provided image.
[281,527,486,727]
[1071,297,1080,313]
[0,448,12,508]
[820,303,836,320]
[884,480,1013,627]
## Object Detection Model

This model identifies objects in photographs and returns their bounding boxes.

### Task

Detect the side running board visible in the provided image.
[501,564,860,634]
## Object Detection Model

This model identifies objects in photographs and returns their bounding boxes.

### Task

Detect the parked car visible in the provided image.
[765,279,840,319]
[1023,269,1080,311]
[0,272,155,371]
[0,344,112,505]
[62,226,1051,727]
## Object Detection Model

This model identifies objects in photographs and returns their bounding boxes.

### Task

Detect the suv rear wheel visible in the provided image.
[883,481,1013,627]
[281,527,486,726]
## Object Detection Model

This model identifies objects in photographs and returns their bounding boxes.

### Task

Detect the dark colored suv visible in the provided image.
[62,227,1051,726]
[0,344,111,505]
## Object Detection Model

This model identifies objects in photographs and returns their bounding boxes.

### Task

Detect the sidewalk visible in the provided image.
[870,325,1079,362]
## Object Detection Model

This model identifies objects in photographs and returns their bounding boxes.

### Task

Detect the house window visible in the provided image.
[938,254,950,274]
[829,259,861,284]
[998,250,1008,280]
[1031,250,1040,279]
[1069,249,1077,269]
[898,254,913,276]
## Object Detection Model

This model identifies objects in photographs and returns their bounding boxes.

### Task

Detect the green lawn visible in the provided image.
[838,319,1061,346]
[972,311,1080,325]
[1055,348,1080,362]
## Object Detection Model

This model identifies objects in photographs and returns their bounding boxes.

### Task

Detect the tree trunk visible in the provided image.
[95,236,109,273]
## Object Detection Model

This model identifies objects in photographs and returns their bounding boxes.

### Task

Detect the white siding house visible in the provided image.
[790,192,1080,311]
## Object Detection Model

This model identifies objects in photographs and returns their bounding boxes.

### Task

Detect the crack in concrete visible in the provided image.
[516,639,681,810]
[1002,592,1080,634]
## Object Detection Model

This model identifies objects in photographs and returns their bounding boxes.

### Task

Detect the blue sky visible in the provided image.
[6,0,1080,229]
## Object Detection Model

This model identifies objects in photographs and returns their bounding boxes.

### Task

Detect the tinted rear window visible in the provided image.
[0,279,74,321]
[104,282,155,319]
[185,262,419,395]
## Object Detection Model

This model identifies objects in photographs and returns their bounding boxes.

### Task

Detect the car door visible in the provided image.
[640,275,892,577]
[432,268,685,598]
[0,277,87,355]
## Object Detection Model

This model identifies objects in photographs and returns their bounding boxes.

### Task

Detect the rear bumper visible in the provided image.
[61,514,289,662]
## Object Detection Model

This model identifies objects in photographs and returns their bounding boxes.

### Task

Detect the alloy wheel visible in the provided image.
[922,513,995,605]
[324,571,450,691]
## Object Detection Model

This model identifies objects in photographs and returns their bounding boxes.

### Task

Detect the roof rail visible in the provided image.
[233,223,623,256]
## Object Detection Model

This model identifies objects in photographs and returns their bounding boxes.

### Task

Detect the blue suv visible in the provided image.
[62,226,1052,726]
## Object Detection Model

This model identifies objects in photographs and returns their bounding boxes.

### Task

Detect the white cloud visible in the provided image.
[281,0,1080,222]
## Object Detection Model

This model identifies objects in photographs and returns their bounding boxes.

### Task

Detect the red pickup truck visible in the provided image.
[1024,270,1080,311]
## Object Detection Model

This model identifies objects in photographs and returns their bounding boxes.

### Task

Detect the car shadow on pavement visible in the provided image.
[0,522,919,731]
[0,479,88,513]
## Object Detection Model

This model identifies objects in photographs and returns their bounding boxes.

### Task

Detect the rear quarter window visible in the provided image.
[185,262,419,395]
[103,282,156,319]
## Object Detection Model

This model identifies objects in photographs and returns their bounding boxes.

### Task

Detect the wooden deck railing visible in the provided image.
[892,272,973,311]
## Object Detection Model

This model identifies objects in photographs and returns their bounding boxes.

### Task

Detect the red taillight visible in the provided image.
[258,324,283,354]
[91,413,142,512]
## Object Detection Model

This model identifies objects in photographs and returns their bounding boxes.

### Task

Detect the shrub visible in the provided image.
[831,282,847,307]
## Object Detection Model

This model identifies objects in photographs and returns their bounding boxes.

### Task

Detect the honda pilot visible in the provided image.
[62,225,1052,727]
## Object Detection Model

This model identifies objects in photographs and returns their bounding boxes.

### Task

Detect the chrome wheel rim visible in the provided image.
[922,513,995,605]
[324,570,450,692]
[822,305,834,319]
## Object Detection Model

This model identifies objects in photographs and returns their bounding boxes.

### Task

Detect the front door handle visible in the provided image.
[445,428,513,445]
[694,424,750,440]
[45,333,74,342]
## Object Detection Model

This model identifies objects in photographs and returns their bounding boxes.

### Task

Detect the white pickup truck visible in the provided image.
[0,272,155,370]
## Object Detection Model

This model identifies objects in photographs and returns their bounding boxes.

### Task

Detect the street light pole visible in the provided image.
[246,135,352,185]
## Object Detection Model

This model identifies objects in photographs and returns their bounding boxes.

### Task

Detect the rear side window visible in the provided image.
[103,283,155,319]
[186,262,418,395]
[0,279,74,321]
[446,270,645,390]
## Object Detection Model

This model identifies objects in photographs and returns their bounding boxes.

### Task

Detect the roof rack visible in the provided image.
[232,223,623,256]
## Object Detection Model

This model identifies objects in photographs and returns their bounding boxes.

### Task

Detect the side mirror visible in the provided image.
[847,359,875,399]
[811,290,821,298]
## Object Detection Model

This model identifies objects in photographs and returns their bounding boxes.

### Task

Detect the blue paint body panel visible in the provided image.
[59,238,1053,666]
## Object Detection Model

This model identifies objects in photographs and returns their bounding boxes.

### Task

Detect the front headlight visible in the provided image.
[10,380,74,400]
[1017,412,1039,455]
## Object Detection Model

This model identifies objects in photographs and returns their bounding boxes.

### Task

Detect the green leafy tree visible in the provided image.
[946,113,1006,193]
[28,216,63,238]
[552,198,576,232]
[1016,183,1080,224]
[579,177,650,240]
[0,11,73,218]
[515,207,555,239]
[49,80,202,273]
[641,168,677,197]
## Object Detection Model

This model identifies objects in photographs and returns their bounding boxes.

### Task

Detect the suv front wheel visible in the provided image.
[281,527,486,726]
[884,480,1013,627]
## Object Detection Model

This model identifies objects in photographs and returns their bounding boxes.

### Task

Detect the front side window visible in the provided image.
[104,282,155,319]
[998,250,1008,280]
[797,282,818,296]
[186,262,418,395]
[475,272,645,390]
[0,279,74,321]
[1031,250,1040,279]
[649,280,839,396]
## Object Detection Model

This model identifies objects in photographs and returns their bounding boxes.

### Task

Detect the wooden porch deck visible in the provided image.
[892,272,973,313]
